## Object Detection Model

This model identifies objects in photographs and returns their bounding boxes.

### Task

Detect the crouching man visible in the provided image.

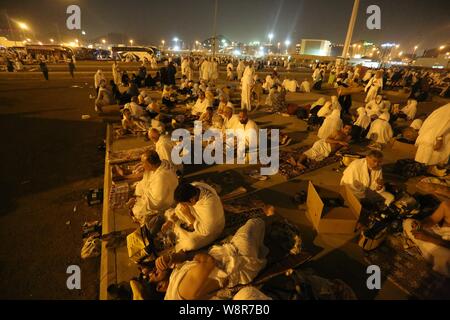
[162,182,225,252]
[149,218,269,300]
[340,150,394,206]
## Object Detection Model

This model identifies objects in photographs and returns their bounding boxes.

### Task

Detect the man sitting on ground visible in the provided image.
[340,150,394,206]
[162,182,225,253]
[127,151,179,225]
[191,91,210,116]
[287,124,352,169]
[148,128,182,174]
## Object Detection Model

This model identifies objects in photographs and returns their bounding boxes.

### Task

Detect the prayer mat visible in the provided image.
[109,145,154,164]
[364,234,450,299]
[279,146,341,179]
[109,182,131,209]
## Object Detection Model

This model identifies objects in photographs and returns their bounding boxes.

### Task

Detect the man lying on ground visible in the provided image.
[403,201,450,277]
[287,124,352,170]
[150,217,270,300]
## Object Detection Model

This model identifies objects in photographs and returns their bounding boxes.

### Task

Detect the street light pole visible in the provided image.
[212,0,218,58]
[341,0,360,62]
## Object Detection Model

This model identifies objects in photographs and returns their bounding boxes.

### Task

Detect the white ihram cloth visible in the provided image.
[200,60,211,81]
[401,100,418,120]
[318,109,343,140]
[410,119,423,130]
[300,80,311,93]
[354,107,371,130]
[237,61,245,80]
[165,218,268,300]
[282,79,299,93]
[191,98,210,115]
[366,113,393,144]
[241,66,255,110]
[132,160,179,225]
[233,286,272,300]
[415,103,450,166]
[172,182,225,252]
[226,63,234,78]
[310,97,326,112]
[365,96,383,118]
[365,77,383,102]
[317,101,333,118]
[156,135,182,172]
[304,139,332,162]
[340,158,394,205]
[263,75,274,91]
[403,219,450,277]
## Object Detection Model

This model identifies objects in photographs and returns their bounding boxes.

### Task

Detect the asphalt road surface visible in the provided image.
[0,64,109,299]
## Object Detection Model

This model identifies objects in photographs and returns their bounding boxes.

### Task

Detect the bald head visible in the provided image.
[148,128,161,143]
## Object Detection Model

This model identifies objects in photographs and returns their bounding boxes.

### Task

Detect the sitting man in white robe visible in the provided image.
[415,103,450,174]
[287,124,352,169]
[162,182,225,253]
[282,78,299,93]
[190,91,210,116]
[222,106,240,130]
[366,113,393,145]
[150,218,269,300]
[403,201,450,277]
[148,128,182,174]
[365,95,383,118]
[129,150,179,225]
[318,109,343,140]
[300,79,311,93]
[340,150,394,206]
[233,109,259,162]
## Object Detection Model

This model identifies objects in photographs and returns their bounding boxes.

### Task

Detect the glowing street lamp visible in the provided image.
[129,39,134,45]
[50,38,54,43]
[268,33,274,45]
[284,40,291,54]
[439,45,446,50]
[16,21,29,31]
[81,30,86,35]
[102,39,106,44]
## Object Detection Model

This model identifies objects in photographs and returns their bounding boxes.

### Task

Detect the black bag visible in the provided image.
[394,159,427,178]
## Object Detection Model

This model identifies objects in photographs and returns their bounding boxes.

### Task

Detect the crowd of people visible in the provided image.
[94,53,449,300]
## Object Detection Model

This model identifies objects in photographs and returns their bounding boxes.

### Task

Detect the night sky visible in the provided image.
[1,0,449,51]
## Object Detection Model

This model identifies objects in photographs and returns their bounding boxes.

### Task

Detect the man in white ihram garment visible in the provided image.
[226,61,234,81]
[415,103,450,171]
[130,150,179,225]
[403,201,450,277]
[399,99,418,121]
[341,150,394,206]
[366,112,393,145]
[191,91,210,116]
[365,70,383,103]
[365,95,383,118]
[236,59,245,81]
[200,58,211,82]
[149,216,269,300]
[241,62,255,111]
[112,61,121,85]
[148,128,183,174]
[318,109,343,140]
[162,181,225,253]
